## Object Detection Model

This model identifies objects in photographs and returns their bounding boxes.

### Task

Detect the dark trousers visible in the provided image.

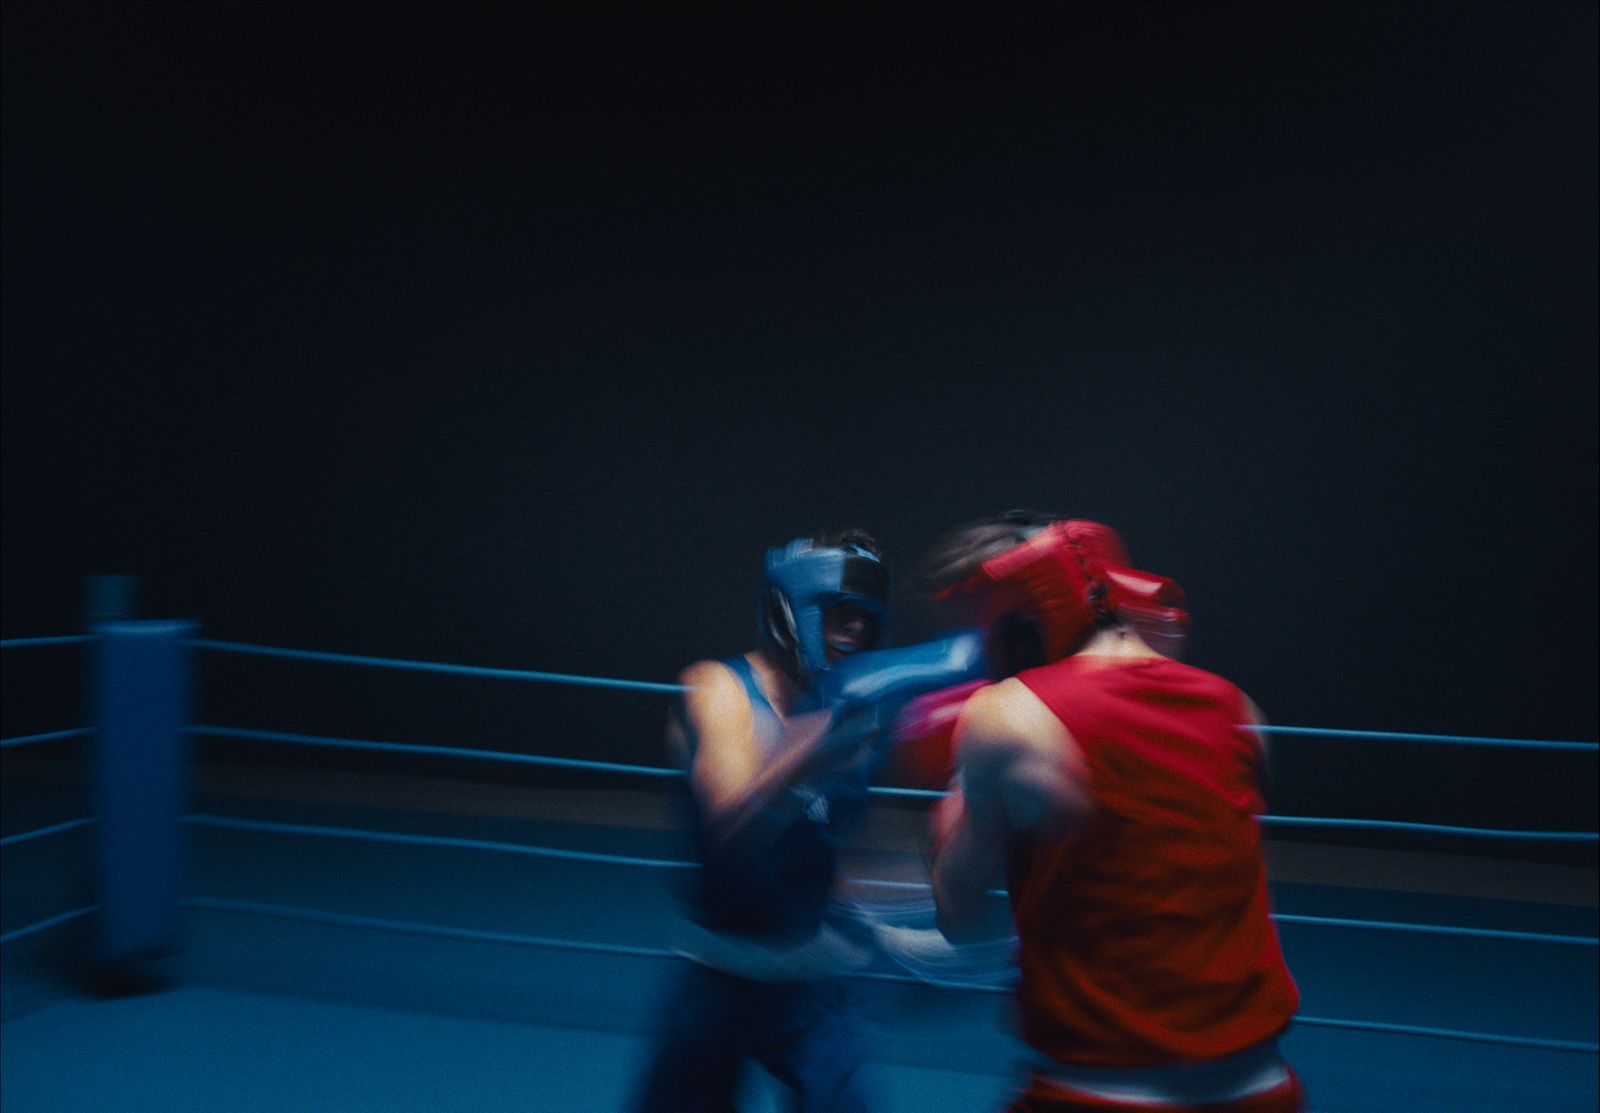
[633,960,871,1113]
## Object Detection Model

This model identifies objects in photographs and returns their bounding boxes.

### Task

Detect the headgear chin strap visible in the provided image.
[938,519,1189,666]
[760,539,891,684]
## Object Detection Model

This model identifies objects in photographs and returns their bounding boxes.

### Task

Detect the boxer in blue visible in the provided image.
[632,530,890,1113]
[633,530,989,1112]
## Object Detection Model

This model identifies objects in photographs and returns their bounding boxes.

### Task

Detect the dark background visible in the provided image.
[3,3,1595,833]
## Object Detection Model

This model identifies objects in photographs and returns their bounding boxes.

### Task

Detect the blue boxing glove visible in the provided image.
[707,630,992,854]
[813,629,990,770]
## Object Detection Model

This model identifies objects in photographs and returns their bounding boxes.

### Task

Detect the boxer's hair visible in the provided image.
[808,527,884,561]
[916,510,1060,594]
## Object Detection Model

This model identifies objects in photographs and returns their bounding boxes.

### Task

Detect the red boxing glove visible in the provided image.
[885,679,988,789]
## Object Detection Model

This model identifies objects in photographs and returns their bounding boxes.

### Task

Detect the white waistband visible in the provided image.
[1035,1040,1291,1106]
[674,919,874,982]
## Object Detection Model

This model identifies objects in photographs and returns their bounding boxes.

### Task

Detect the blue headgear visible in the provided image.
[760,538,891,683]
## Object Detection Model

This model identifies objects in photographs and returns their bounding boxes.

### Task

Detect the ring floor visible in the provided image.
[3,759,1596,1112]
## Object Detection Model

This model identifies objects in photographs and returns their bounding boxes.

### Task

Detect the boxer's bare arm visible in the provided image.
[1241,691,1276,795]
[1243,693,1270,761]
[678,659,764,820]
[676,658,837,847]
[932,678,1092,943]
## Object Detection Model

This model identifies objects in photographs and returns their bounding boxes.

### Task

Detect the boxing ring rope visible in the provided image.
[174,813,1596,948]
[192,725,686,780]
[0,817,96,849]
[3,631,1597,1058]
[1253,724,1599,753]
[188,638,1600,754]
[188,637,688,694]
[181,724,1600,842]
[0,907,97,946]
[0,635,91,650]
[0,728,94,749]
[6,801,1595,952]
[165,900,1599,1055]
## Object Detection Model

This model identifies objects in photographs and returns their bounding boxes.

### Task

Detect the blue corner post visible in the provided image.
[89,619,197,981]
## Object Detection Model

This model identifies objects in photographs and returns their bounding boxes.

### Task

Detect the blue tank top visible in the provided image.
[677,655,867,941]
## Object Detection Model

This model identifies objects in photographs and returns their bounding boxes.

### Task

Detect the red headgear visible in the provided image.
[938,519,1190,666]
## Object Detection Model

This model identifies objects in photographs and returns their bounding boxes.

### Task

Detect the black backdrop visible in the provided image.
[3,3,1594,838]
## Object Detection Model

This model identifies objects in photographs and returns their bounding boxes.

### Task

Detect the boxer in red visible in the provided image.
[919,512,1306,1113]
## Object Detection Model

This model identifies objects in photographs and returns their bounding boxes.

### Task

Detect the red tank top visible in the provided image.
[1011,656,1299,1067]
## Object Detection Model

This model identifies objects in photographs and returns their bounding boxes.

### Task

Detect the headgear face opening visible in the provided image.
[760,539,891,683]
[939,519,1189,666]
